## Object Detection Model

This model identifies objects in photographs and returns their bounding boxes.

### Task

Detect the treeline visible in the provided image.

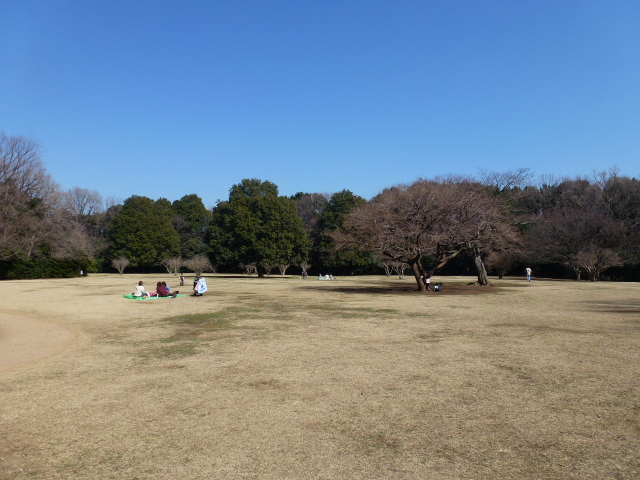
[1,132,639,284]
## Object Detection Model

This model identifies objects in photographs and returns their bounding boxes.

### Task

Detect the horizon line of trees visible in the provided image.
[2,131,639,287]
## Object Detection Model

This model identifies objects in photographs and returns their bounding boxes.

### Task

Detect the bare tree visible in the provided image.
[162,257,183,275]
[291,192,329,233]
[183,255,212,277]
[111,257,130,274]
[391,261,407,279]
[62,187,104,218]
[0,132,55,199]
[381,259,394,277]
[478,167,533,193]
[47,207,96,260]
[0,180,96,263]
[0,133,55,260]
[526,207,626,280]
[593,168,640,241]
[0,184,34,260]
[299,261,311,276]
[341,178,518,291]
[0,132,97,267]
[240,263,258,275]
[484,250,518,279]
[105,196,123,209]
[262,263,274,276]
[571,247,623,282]
[380,260,407,278]
[340,180,444,291]
[277,263,291,276]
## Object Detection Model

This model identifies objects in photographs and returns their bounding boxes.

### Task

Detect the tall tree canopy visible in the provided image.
[527,206,625,281]
[291,192,328,233]
[172,194,211,258]
[4,129,640,282]
[0,132,94,267]
[342,179,518,290]
[513,170,635,280]
[107,195,181,268]
[207,179,310,275]
[311,190,378,275]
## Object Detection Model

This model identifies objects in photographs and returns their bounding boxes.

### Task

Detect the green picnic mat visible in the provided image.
[123,294,187,300]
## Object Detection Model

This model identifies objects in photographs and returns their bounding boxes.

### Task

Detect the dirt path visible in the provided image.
[0,312,77,374]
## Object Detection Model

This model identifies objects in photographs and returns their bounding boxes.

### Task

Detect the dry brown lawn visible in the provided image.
[0,273,638,479]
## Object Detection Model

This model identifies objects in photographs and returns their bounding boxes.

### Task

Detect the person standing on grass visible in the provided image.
[525,267,532,282]
[422,273,432,291]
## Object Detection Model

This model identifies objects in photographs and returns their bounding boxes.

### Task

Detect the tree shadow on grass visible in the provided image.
[584,299,640,315]
[308,283,501,296]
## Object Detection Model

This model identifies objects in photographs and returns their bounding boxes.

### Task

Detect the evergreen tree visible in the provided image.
[107,196,181,269]
[207,179,309,275]
[172,194,211,258]
[311,190,378,275]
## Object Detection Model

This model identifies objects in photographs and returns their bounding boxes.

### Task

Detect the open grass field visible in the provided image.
[1,273,639,479]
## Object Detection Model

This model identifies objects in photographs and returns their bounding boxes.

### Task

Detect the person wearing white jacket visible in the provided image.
[193,277,208,296]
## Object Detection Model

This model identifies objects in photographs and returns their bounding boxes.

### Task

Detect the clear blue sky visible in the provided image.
[2,1,639,207]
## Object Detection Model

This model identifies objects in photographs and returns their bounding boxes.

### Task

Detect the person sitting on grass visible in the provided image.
[192,276,207,296]
[163,281,178,295]
[132,281,149,298]
[157,281,178,298]
[156,281,170,297]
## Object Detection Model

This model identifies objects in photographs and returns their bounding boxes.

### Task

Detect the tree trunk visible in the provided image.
[277,264,290,276]
[410,260,427,292]
[473,248,489,286]
[572,266,581,280]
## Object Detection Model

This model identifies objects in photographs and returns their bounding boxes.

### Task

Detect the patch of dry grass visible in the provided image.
[0,274,639,479]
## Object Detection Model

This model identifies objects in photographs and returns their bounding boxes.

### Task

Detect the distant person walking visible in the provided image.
[525,267,532,282]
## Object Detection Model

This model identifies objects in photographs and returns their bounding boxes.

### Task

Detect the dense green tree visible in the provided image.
[206,179,309,276]
[172,194,211,258]
[88,202,123,270]
[231,178,279,200]
[107,196,181,269]
[173,194,210,235]
[155,197,174,216]
[311,190,378,275]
